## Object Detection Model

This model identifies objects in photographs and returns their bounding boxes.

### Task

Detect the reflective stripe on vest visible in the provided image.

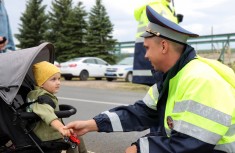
[214,123,235,152]
[173,100,231,126]
[173,120,222,144]
[168,100,231,144]
[225,124,235,136]
[133,70,152,76]
[215,142,235,153]
[143,84,159,110]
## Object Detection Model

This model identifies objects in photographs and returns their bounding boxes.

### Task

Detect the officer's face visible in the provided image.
[144,37,166,72]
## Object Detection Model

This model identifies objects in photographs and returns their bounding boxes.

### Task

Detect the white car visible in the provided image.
[54,61,60,68]
[105,57,133,82]
[60,57,110,81]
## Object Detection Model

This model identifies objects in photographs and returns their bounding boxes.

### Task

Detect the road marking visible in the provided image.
[58,97,127,106]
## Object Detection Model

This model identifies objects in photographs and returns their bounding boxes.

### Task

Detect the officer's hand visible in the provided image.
[125,145,137,153]
[59,126,73,137]
[64,119,98,136]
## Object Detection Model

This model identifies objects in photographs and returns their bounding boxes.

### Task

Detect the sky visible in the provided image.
[4,0,235,44]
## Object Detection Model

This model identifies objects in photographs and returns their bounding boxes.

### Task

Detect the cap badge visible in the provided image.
[146,28,160,36]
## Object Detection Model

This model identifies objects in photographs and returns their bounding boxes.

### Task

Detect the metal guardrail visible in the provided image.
[187,33,235,62]
[115,33,235,63]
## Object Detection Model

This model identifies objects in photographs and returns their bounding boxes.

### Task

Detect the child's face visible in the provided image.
[41,72,61,94]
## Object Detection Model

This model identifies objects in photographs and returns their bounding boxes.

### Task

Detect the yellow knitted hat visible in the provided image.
[33,61,60,86]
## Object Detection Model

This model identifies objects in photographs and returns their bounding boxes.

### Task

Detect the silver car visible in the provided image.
[60,57,110,80]
[105,57,133,82]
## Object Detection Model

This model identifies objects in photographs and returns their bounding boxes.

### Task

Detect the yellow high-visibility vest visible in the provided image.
[144,56,235,152]
[134,0,178,42]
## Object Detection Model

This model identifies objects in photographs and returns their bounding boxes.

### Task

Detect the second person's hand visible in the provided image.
[0,36,7,51]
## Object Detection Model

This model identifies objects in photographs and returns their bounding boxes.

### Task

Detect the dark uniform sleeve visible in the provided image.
[93,100,159,132]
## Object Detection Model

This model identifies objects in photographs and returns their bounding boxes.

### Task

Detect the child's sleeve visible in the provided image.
[32,103,58,125]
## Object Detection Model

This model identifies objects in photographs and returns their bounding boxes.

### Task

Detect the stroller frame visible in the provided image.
[0,43,77,153]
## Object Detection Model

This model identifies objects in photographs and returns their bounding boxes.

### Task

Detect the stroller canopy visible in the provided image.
[0,42,54,105]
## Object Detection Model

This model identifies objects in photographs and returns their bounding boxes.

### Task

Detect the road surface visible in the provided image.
[58,82,149,153]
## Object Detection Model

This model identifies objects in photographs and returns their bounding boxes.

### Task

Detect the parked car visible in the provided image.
[60,57,110,81]
[54,61,60,68]
[105,57,133,82]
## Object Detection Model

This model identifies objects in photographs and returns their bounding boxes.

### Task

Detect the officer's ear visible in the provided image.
[161,40,168,54]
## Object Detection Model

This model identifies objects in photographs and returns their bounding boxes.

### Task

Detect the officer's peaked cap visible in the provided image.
[141,6,199,44]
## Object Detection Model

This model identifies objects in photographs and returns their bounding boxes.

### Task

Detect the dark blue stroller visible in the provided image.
[0,43,77,153]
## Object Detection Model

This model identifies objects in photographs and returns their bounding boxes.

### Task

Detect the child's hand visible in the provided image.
[50,119,73,137]
[58,126,73,137]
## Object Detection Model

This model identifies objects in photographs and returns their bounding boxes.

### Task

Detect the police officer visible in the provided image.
[133,0,181,86]
[65,6,235,153]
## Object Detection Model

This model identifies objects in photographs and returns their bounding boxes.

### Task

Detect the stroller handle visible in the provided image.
[19,104,77,120]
